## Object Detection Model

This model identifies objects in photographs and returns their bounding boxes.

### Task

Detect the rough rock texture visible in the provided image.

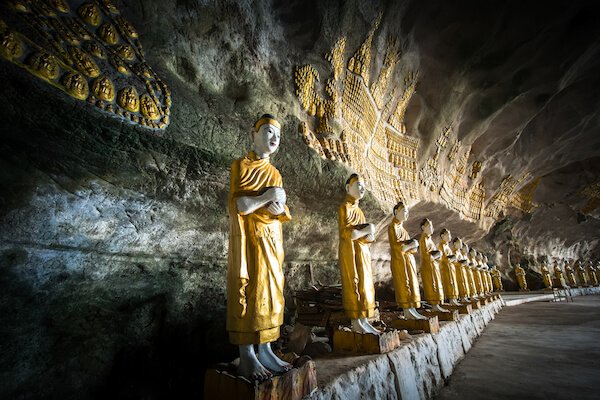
[312,299,503,400]
[0,0,599,398]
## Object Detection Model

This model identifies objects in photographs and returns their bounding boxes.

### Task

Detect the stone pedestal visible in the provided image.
[333,329,401,354]
[445,303,472,314]
[204,360,317,400]
[469,299,482,309]
[390,316,440,334]
[423,309,460,321]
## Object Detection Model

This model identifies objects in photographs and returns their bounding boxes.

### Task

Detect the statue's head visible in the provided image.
[420,218,433,234]
[345,174,365,200]
[484,255,489,263]
[440,228,451,242]
[393,201,408,221]
[252,114,281,157]
[469,247,476,256]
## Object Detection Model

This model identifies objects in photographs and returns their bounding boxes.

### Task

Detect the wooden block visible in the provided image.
[445,303,472,314]
[204,360,317,400]
[423,309,460,321]
[333,328,400,354]
[390,316,440,334]
[470,300,481,309]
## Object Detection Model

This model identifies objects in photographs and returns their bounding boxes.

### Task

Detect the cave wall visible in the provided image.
[1,0,600,398]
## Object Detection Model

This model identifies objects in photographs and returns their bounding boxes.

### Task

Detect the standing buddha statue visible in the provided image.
[514,264,528,291]
[419,219,448,312]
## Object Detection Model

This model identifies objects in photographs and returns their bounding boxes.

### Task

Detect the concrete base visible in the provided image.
[423,309,460,321]
[391,316,440,333]
[311,299,503,400]
[502,286,600,306]
[333,329,401,354]
[445,303,472,314]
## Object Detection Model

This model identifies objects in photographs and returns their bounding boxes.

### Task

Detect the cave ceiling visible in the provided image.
[1,0,599,264]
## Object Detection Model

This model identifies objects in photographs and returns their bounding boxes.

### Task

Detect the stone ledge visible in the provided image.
[311,299,503,400]
[502,286,600,306]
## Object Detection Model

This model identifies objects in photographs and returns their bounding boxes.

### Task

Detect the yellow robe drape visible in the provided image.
[515,266,528,290]
[467,262,478,297]
[388,218,421,309]
[554,266,566,287]
[566,266,577,286]
[486,270,493,293]
[339,195,375,319]
[226,152,291,345]
[541,267,553,289]
[577,267,588,286]
[454,250,471,298]
[438,241,459,300]
[491,268,503,291]
[588,267,599,286]
[475,267,484,296]
[419,233,444,305]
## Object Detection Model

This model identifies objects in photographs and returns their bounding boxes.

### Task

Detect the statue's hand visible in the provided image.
[266,201,285,216]
[448,255,457,262]
[264,187,286,204]
[365,233,375,242]
[431,250,442,260]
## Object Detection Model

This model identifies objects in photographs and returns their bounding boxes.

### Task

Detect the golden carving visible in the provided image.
[91,75,115,102]
[140,94,160,120]
[27,51,59,80]
[509,176,541,213]
[85,41,106,59]
[0,30,22,60]
[49,0,70,14]
[115,16,138,38]
[64,17,92,41]
[8,1,30,13]
[68,46,100,77]
[115,44,134,61]
[469,161,482,179]
[77,3,101,27]
[581,181,600,214]
[485,174,530,219]
[118,86,139,112]
[98,22,119,45]
[99,0,119,15]
[61,71,88,100]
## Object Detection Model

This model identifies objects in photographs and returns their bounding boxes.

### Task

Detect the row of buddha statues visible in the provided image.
[223,115,597,382]
[513,259,600,291]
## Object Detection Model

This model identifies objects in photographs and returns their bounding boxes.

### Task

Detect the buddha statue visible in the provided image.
[463,244,479,299]
[553,260,567,288]
[565,260,577,287]
[473,251,485,296]
[514,264,528,291]
[388,202,426,320]
[452,238,472,300]
[576,260,588,287]
[339,174,380,334]
[594,261,600,285]
[491,265,503,291]
[227,114,292,381]
[419,219,448,312]
[587,260,599,286]
[540,261,553,289]
[483,255,494,294]
[438,229,460,305]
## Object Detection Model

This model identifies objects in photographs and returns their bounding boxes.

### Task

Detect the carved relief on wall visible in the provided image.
[294,13,421,206]
[0,0,171,130]
[484,174,530,219]
[580,181,600,214]
[509,176,541,213]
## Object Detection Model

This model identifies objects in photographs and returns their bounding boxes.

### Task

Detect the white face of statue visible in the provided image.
[484,256,488,263]
[441,230,451,242]
[253,123,280,157]
[347,178,366,200]
[395,204,409,222]
[422,220,433,235]
[470,249,476,257]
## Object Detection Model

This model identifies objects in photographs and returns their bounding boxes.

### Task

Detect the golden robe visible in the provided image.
[454,251,471,298]
[419,233,444,305]
[554,266,566,288]
[588,266,599,286]
[388,218,421,308]
[475,267,484,296]
[339,195,375,319]
[468,264,478,296]
[541,266,553,289]
[565,266,577,286]
[227,152,291,345]
[486,270,493,293]
[491,268,503,291]
[438,241,459,300]
[577,266,588,286]
[515,266,528,290]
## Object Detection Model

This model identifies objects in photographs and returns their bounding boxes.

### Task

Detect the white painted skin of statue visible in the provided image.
[235,122,292,381]
[440,229,461,306]
[346,179,381,335]
[422,221,449,313]
[395,204,427,320]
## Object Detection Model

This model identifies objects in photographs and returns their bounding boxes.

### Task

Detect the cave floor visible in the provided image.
[436,295,600,400]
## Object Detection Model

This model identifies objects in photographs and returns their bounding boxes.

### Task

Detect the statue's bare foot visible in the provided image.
[450,299,461,306]
[404,307,427,320]
[257,343,293,374]
[361,318,381,335]
[432,304,449,313]
[238,356,272,382]
[351,318,369,334]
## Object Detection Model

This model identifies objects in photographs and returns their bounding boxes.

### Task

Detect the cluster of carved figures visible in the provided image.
[0,0,170,129]
[513,258,600,292]
[294,13,543,224]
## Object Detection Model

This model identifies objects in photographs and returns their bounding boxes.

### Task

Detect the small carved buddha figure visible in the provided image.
[491,265,503,291]
[576,260,589,287]
[388,202,425,320]
[61,71,88,100]
[514,264,528,291]
[587,261,599,286]
[339,174,380,335]
[565,260,577,287]
[419,219,448,312]
[91,75,115,102]
[227,114,292,381]
[452,238,471,300]
[553,260,567,288]
[78,2,101,27]
[540,261,553,289]
[438,229,460,305]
